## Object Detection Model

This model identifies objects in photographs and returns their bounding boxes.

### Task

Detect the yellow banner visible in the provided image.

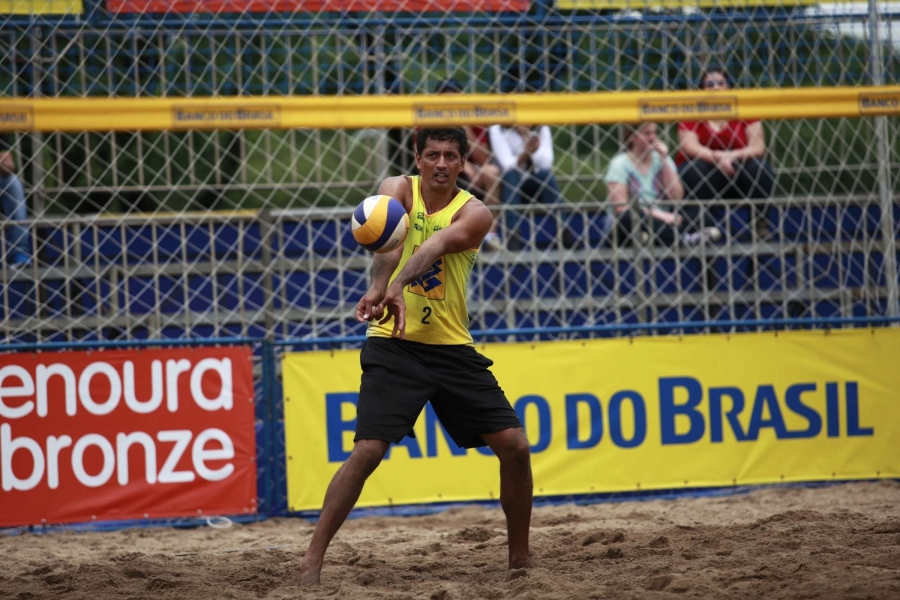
[4,86,900,132]
[0,0,82,13]
[283,328,900,511]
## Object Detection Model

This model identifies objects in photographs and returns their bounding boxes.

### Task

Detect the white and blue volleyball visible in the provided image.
[351,195,409,253]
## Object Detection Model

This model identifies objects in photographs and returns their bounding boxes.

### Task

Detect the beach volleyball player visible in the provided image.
[298,127,534,584]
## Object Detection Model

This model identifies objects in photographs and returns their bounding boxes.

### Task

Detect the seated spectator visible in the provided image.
[606,122,721,247]
[411,79,502,249]
[489,124,565,249]
[676,67,775,236]
[0,133,31,266]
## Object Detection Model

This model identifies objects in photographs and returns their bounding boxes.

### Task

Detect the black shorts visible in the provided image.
[355,337,522,449]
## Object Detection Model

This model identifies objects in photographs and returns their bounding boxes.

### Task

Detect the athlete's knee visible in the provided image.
[488,428,531,465]
[348,439,389,475]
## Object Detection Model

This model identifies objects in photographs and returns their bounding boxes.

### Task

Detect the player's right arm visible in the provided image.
[355,176,411,323]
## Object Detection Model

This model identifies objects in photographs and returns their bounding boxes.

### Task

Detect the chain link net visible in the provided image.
[1,1,899,342]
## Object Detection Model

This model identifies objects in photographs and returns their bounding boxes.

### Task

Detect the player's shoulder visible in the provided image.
[376,175,414,210]
[455,197,493,224]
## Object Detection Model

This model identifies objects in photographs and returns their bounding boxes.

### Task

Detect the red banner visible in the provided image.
[0,347,257,527]
[105,0,527,14]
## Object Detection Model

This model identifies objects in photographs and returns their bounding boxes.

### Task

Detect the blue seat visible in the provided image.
[479,265,507,301]
[217,274,265,310]
[280,322,313,341]
[272,273,310,310]
[156,224,184,262]
[343,269,367,305]
[38,226,66,263]
[756,254,798,291]
[122,225,156,264]
[585,211,611,247]
[814,300,841,318]
[712,257,751,292]
[161,325,188,339]
[808,254,840,290]
[590,260,634,296]
[125,276,157,314]
[191,325,216,339]
[313,269,342,306]
[183,223,213,260]
[280,222,309,258]
[652,258,702,294]
[157,275,186,314]
[242,223,264,260]
[508,264,534,300]
[212,223,241,261]
[840,205,881,241]
[533,213,558,250]
[562,262,589,298]
[187,274,215,313]
[311,219,339,256]
[710,205,751,241]
[78,225,124,263]
[809,207,839,242]
[770,206,809,242]
[6,281,37,320]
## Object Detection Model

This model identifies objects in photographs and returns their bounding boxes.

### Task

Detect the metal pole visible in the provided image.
[869,0,899,318]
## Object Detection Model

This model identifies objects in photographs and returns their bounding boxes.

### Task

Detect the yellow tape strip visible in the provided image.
[1,87,898,132]
[0,0,81,13]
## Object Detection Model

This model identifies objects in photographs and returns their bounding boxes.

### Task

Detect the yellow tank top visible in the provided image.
[368,176,478,345]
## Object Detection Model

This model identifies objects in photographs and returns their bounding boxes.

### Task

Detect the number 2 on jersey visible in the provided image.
[421,306,432,324]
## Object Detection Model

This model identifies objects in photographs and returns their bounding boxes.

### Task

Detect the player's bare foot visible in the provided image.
[509,555,534,569]
[297,558,322,585]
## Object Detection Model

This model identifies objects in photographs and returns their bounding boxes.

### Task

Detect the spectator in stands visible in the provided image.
[0,133,32,266]
[489,124,566,249]
[676,67,775,236]
[607,122,721,246]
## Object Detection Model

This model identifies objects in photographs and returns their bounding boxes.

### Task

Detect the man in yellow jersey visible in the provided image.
[298,127,533,585]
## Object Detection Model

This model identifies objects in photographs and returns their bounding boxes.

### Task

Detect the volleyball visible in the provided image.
[351,195,410,254]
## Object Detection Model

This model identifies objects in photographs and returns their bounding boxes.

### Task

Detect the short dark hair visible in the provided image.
[435,78,462,94]
[700,66,731,89]
[416,127,468,158]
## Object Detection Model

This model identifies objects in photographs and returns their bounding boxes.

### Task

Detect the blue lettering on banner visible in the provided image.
[325,392,358,462]
[565,393,603,450]
[320,380,872,463]
[826,382,840,437]
[783,383,821,439]
[746,385,789,440]
[846,382,874,436]
[608,391,647,448]
[515,395,552,453]
[659,377,705,444]
[708,387,748,442]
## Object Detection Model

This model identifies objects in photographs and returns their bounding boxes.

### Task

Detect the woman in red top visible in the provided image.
[676,67,774,232]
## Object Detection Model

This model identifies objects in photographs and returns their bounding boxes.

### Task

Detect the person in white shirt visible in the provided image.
[488,125,564,249]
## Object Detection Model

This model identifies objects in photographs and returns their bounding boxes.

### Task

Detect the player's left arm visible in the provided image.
[390,200,491,289]
[376,200,492,339]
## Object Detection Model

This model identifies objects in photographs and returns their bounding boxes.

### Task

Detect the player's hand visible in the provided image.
[376,283,406,339]
[356,289,385,322]
[525,134,540,155]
